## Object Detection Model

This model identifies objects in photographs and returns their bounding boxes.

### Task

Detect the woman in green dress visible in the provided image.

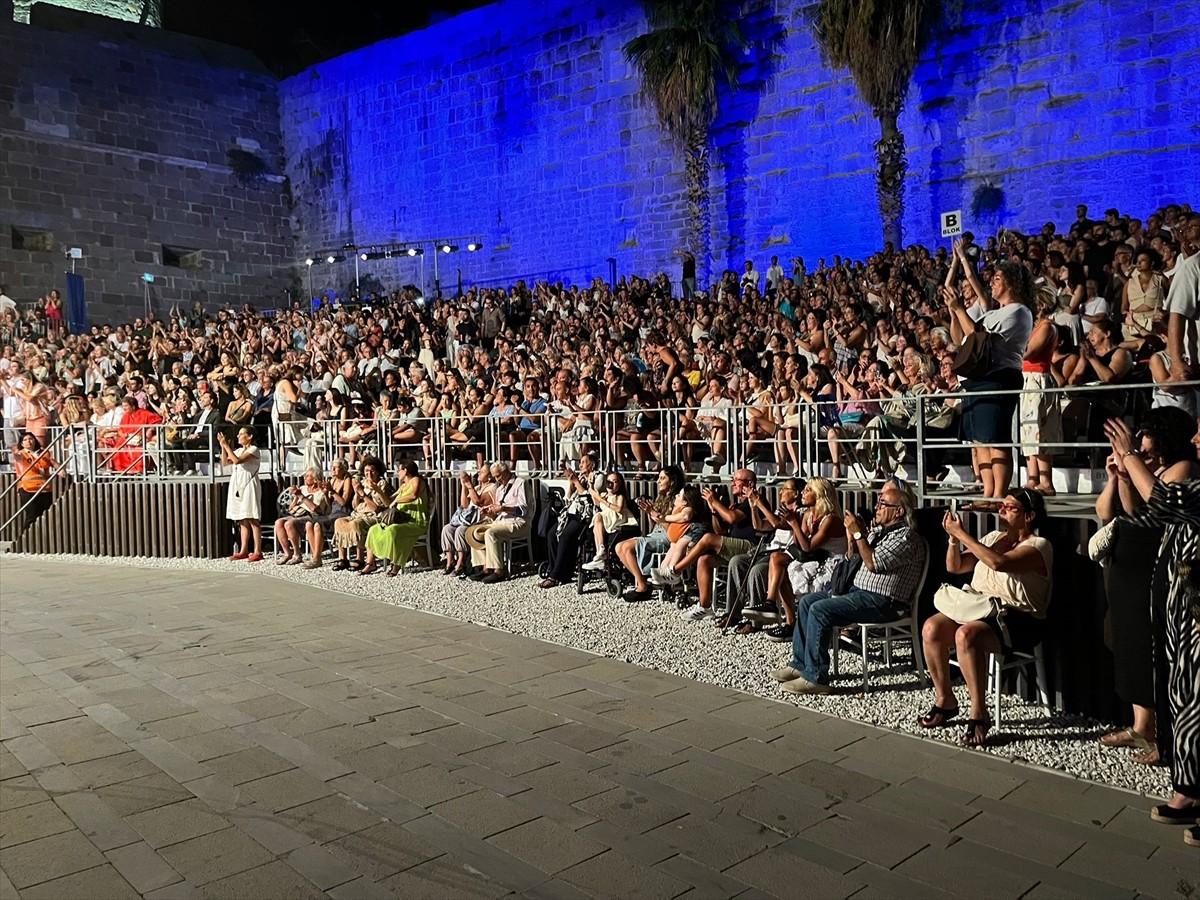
[362,460,430,576]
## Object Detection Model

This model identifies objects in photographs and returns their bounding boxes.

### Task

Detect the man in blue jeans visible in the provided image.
[772,479,925,694]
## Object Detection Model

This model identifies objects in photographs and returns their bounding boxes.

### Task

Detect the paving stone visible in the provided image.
[779,759,889,804]
[862,781,981,832]
[94,773,194,817]
[67,751,160,789]
[587,740,682,776]
[277,793,386,844]
[129,737,212,784]
[895,843,1040,898]
[575,819,677,867]
[725,783,834,836]
[18,863,140,899]
[574,786,687,835]
[380,764,482,807]
[125,798,231,850]
[650,758,753,803]
[285,843,360,890]
[258,707,343,737]
[487,705,573,735]
[846,862,960,900]
[238,768,335,813]
[1058,840,1199,897]
[645,810,786,871]
[380,855,512,899]
[431,788,540,838]
[158,827,276,886]
[198,861,325,900]
[324,820,445,881]
[517,762,615,804]
[420,722,508,756]
[460,741,557,778]
[203,747,295,786]
[1000,779,1129,828]
[304,724,391,759]
[0,744,27,781]
[146,712,227,743]
[0,773,49,811]
[559,849,690,899]
[105,840,186,893]
[4,734,63,771]
[169,727,255,763]
[654,853,754,899]
[954,809,1085,866]
[325,875,395,899]
[446,690,527,716]
[54,789,143,851]
[28,716,128,764]
[369,706,457,736]
[724,844,864,899]
[231,693,309,721]
[0,829,108,888]
[0,799,75,849]
[486,816,607,875]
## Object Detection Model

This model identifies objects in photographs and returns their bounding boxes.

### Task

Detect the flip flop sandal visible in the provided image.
[735,621,758,635]
[1098,728,1152,750]
[1132,748,1162,766]
[961,719,992,748]
[917,704,960,728]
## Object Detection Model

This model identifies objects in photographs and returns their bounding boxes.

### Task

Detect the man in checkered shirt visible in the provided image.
[772,478,926,695]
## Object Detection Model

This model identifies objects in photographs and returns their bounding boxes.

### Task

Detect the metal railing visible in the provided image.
[12,379,1193,506]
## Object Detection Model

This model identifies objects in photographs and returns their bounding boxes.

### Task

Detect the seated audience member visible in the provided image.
[753,477,848,641]
[441,465,495,577]
[274,468,329,566]
[543,454,603,587]
[919,487,1051,747]
[467,460,530,583]
[772,478,925,696]
[652,469,762,621]
[332,457,391,570]
[613,465,687,602]
[362,460,430,576]
[166,389,219,472]
[304,458,353,569]
[717,478,805,633]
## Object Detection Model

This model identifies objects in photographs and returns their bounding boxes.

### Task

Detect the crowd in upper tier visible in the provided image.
[1,201,1197,498]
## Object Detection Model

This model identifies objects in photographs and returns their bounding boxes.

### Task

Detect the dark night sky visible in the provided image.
[161,0,489,76]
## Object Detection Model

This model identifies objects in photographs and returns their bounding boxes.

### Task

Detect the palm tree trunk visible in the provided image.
[875,106,905,248]
[684,125,711,286]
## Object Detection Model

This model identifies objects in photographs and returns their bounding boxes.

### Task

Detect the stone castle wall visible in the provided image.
[0,8,291,320]
[12,0,160,26]
[280,0,1200,294]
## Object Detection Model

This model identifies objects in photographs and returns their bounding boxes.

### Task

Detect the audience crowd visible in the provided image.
[2,199,1198,846]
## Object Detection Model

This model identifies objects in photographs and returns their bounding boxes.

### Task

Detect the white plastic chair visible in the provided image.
[829,537,930,692]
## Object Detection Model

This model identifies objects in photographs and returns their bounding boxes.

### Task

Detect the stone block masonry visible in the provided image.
[0,10,293,320]
[280,0,1199,293]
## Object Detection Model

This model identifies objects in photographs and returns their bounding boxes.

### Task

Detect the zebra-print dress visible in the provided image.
[1127,480,1200,796]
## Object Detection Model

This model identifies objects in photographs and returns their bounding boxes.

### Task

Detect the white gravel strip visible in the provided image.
[7,552,1170,800]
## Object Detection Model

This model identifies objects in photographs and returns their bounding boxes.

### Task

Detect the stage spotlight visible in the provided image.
[407,247,424,257]
[326,253,345,264]
[467,242,483,252]
[305,257,315,266]
[360,251,387,261]
[439,243,458,254]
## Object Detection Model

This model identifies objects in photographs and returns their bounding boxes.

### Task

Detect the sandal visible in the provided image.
[357,564,377,576]
[917,704,960,729]
[276,555,293,566]
[961,719,992,748]
[963,501,1000,512]
[1185,826,1199,847]
[385,565,400,577]
[1132,748,1162,766]
[735,621,758,635]
[332,560,349,572]
[1098,728,1152,751]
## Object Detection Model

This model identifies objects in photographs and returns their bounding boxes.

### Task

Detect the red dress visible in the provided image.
[110,408,162,474]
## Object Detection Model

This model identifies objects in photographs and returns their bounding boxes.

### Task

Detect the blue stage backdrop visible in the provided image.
[280,0,1200,293]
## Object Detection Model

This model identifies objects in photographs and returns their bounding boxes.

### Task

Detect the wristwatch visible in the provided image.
[852,531,863,542]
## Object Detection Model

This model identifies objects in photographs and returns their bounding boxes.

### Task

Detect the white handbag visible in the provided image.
[1087,519,1117,567]
[933,584,1003,624]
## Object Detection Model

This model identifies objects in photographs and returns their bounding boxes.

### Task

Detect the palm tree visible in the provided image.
[623,0,746,283]
[812,0,940,248]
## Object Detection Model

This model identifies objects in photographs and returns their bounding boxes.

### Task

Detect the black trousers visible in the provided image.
[546,518,587,583]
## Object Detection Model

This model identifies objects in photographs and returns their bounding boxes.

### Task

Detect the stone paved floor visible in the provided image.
[0,559,1195,899]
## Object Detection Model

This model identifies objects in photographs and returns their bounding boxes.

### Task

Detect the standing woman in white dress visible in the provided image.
[273,367,303,470]
[219,427,263,561]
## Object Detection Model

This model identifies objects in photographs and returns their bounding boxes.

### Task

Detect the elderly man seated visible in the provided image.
[772,478,925,695]
[467,460,529,584]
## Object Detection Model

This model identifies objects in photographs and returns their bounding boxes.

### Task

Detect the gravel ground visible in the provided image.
[8,552,1171,799]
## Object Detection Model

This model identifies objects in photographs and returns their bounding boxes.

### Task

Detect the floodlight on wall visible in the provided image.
[361,250,388,261]
[305,257,315,266]
[406,247,424,257]
[326,253,345,264]
[467,242,483,252]
[439,243,458,254]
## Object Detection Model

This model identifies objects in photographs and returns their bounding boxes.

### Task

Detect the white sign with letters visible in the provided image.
[940,210,963,237]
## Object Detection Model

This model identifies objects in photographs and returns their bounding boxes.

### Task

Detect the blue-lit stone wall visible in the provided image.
[280,0,1200,294]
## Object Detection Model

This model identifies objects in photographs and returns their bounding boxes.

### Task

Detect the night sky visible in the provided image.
[162,0,489,76]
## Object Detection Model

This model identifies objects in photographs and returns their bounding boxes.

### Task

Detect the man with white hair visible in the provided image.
[773,478,926,695]
[468,460,529,583]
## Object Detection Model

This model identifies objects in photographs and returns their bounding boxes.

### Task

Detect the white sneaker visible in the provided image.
[704,454,726,468]
[771,665,803,683]
[680,606,713,622]
[649,566,682,587]
[581,556,606,571]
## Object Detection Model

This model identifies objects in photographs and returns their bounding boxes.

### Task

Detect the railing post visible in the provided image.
[914,394,926,505]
